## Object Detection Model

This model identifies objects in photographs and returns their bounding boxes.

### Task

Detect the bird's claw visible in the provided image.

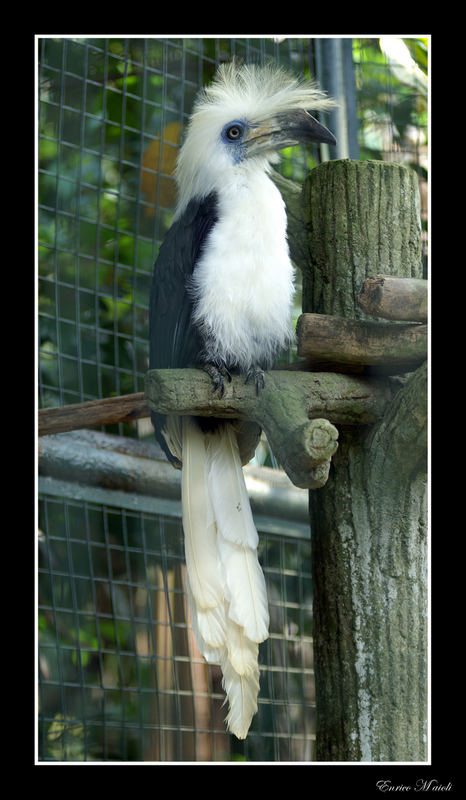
[245,365,265,396]
[202,363,232,398]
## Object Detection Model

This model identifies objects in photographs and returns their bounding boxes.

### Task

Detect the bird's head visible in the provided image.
[174,61,336,216]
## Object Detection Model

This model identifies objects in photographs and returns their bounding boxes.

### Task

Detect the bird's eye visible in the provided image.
[224,123,244,142]
[226,125,242,140]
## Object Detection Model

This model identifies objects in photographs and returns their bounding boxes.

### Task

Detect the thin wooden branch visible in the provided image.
[38,392,149,437]
[296,313,427,371]
[357,275,428,322]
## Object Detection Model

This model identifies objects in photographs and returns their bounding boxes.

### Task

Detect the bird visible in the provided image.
[149,61,335,740]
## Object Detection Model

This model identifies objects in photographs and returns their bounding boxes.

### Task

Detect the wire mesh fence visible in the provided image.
[38,493,313,762]
[37,36,428,763]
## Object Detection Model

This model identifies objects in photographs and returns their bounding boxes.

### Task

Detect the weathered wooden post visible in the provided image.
[297,160,427,761]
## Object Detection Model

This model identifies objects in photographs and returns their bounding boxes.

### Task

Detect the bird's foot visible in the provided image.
[202,362,232,398]
[244,364,266,396]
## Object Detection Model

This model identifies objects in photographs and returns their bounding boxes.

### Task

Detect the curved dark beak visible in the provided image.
[245,108,336,156]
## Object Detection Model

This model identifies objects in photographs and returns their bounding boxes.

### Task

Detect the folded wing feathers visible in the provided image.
[181,419,269,739]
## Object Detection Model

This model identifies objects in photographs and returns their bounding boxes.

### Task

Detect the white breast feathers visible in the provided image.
[189,170,295,371]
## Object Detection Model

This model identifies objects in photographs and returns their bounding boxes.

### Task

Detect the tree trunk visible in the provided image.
[298,160,427,761]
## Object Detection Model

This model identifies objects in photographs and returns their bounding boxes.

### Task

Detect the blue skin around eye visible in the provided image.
[221,120,248,162]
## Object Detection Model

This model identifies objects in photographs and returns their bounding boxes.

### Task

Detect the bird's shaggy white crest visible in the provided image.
[175,60,334,215]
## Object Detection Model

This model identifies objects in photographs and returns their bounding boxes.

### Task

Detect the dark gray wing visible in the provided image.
[149,192,218,464]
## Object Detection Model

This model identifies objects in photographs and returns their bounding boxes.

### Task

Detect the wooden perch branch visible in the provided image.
[144,368,393,489]
[357,275,428,322]
[39,368,395,489]
[296,313,427,372]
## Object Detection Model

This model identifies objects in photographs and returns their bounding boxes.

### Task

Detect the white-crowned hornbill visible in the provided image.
[149,61,335,739]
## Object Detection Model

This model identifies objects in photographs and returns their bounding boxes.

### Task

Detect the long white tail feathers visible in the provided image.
[181,416,269,739]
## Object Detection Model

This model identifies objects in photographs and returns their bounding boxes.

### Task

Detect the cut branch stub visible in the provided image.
[144,368,393,489]
[297,313,427,373]
[357,275,428,322]
[282,419,338,489]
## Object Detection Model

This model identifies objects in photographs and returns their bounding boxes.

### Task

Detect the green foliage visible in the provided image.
[353,37,427,168]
